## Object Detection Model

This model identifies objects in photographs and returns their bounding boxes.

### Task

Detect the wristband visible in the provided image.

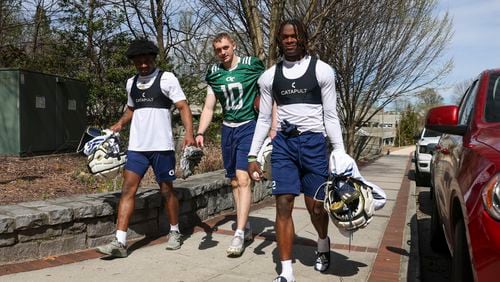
[247,156,257,162]
[196,133,204,137]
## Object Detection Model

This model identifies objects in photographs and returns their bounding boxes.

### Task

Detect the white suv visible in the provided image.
[414,128,441,186]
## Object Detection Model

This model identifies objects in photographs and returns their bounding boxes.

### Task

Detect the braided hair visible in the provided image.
[276,19,309,57]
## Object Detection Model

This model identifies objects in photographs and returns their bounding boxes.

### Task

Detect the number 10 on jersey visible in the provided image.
[221,82,243,111]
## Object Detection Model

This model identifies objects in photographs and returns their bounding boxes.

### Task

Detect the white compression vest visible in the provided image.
[126,68,187,151]
[249,55,345,156]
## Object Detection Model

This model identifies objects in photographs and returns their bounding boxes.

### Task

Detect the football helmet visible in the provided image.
[257,137,272,180]
[76,127,104,154]
[179,146,204,179]
[86,131,127,178]
[323,175,375,232]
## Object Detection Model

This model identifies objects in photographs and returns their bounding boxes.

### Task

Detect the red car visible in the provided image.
[426,69,500,282]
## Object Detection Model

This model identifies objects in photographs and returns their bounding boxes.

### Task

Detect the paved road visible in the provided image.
[412,168,451,281]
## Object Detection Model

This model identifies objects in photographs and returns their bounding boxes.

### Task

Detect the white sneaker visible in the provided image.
[165,231,182,250]
[226,235,244,257]
[96,238,127,258]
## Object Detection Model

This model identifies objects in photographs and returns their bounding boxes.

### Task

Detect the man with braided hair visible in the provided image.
[196,32,264,257]
[96,39,195,257]
[248,19,348,281]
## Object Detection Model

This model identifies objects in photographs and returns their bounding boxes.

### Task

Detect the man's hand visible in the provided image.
[109,107,133,132]
[109,122,123,132]
[183,134,196,148]
[247,161,263,181]
[195,135,205,148]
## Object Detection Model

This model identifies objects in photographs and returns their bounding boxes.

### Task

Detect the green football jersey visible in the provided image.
[205,56,265,122]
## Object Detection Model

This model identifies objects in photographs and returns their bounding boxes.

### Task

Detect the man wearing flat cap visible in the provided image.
[96,39,195,257]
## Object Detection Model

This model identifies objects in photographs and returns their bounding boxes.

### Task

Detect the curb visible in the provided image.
[406,156,421,281]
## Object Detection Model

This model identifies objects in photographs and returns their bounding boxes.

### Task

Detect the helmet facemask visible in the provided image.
[85,131,127,178]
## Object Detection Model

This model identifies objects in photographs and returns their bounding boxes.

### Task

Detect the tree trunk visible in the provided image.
[151,0,166,64]
[267,0,285,66]
[344,123,356,155]
[241,0,265,60]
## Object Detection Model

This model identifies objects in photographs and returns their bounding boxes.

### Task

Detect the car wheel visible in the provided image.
[450,220,473,282]
[430,198,447,252]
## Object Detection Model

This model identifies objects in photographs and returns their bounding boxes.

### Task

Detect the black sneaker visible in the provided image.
[314,237,331,272]
[272,276,295,282]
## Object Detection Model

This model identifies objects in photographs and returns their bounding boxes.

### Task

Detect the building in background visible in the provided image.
[355,110,401,158]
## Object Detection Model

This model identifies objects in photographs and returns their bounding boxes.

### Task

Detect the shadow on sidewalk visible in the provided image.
[186,213,276,251]
[295,248,368,277]
[254,231,369,278]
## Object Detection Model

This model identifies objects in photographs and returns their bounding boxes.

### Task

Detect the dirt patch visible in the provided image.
[0,154,155,205]
[1,146,377,205]
[0,145,224,205]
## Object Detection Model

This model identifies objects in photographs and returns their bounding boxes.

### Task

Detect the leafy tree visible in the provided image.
[56,0,132,127]
[395,105,419,146]
[416,88,444,116]
[0,0,28,67]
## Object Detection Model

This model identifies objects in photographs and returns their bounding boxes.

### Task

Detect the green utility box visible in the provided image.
[0,69,88,156]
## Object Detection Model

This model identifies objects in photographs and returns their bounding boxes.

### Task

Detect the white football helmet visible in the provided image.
[323,176,375,232]
[257,137,273,180]
[86,132,126,178]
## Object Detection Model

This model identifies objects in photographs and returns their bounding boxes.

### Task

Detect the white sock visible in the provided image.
[116,230,127,245]
[280,260,294,281]
[317,236,330,253]
[245,221,251,230]
[234,229,244,238]
[170,224,179,232]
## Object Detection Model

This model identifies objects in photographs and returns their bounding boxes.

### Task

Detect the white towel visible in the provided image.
[329,151,387,210]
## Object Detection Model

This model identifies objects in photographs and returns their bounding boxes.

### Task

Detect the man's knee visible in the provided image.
[306,200,326,220]
[159,183,175,200]
[275,195,294,217]
[237,176,251,189]
[160,190,174,200]
[121,182,138,199]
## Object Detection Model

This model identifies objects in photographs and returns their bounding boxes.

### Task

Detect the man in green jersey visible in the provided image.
[196,32,264,257]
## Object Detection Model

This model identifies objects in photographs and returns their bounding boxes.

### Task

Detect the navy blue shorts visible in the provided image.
[271,131,328,199]
[221,120,256,179]
[124,150,176,183]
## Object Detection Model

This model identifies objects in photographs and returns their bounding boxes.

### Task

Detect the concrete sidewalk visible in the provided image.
[0,147,416,282]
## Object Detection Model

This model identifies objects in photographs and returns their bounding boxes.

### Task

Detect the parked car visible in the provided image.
[426,69,500,282]
[414,128,441,186]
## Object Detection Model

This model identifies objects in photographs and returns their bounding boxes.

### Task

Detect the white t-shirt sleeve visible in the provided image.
[317,61,345,152]
[249,68,275,156]
[160,72,187,103]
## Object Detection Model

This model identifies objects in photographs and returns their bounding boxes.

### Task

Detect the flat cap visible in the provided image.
[126,39,159,59]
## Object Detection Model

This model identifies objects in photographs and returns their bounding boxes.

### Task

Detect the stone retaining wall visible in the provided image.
[0,170,271,264]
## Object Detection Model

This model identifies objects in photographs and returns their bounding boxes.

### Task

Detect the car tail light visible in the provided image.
[482,173,500,220]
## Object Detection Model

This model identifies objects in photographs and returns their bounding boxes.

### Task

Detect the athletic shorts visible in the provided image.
[221,120,256,179]
[271,131,329,200]
[124,150,176,183]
